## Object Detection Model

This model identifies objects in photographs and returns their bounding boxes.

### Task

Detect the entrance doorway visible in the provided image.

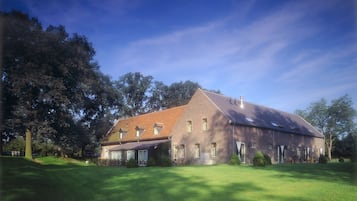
[278,145,285,163]
[236,141,246,163]
[138,150,148,166]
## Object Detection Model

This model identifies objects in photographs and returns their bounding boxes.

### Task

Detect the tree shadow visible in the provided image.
[2,157,355,201]
[265,162,355,185]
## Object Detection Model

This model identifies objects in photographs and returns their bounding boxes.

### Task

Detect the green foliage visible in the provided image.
[338,157,344,163]
[115,72,154,116]
[2,157,356,201]
[126,158,138,168]
[165,80,201,108]
[295,95,356,160]
[319,154,328,164]
[159,156,172,167]
[253,151,266,167]
[263,153,272,165]
[114,72,202,116]
[3,136,25,153]
[1,11,120,155]
[147,158,156,166]
[229,154,241,165]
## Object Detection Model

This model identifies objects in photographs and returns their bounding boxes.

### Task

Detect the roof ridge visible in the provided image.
[120,105,187,121]
[104,105,187,137]
[201,89,299,118]
[199,89,234,121]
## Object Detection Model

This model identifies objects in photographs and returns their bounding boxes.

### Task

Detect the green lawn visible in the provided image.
[1,157,356,201]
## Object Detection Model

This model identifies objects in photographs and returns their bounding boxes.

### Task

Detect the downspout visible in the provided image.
[229,119,235,154]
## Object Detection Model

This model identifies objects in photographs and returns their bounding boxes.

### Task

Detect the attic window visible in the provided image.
[271,122,279,127]
[119,129,127,139]
[245,117,254,123]
[290,126,300,131]
[271,122,283,128]
[135,126,145,137]
[154,123,163,135]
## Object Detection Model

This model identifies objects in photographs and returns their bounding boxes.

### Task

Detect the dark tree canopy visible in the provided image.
[295,95,356,159]
[0,11,219,156]
[113,72,202,117]
[1,11,119,156]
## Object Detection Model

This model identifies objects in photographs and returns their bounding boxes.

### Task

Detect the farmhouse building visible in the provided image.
[101,89,324,166]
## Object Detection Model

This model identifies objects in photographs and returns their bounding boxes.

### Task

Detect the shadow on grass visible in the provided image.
[1,157,353,201]
[262,162,356,185]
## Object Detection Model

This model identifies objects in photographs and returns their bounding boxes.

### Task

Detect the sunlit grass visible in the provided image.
[1,157,356,201]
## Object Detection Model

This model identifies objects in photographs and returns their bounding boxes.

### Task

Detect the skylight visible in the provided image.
[245,117,254,123]
[271,122,279,127]
[271,122,283,128]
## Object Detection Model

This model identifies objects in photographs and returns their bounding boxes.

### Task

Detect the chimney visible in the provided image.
[240,96,244,109]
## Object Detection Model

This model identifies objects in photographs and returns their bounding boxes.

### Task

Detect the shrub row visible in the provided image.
[93,157,172,168]
[253,151,272,167]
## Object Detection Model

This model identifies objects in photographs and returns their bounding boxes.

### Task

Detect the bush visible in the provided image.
[263,154,272,165]
[229,154,241,165]
[338,157,344,163]
[126,158,138,168]
[318,154,328,164]
[253,151,266,167]
[160,156,172,167]
[147,158,156,166]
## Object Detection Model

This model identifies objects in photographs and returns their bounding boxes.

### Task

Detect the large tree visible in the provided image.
[296,95,356,160]
[1,11,119,156]
[164,81,201,108]
[114,72,153,117]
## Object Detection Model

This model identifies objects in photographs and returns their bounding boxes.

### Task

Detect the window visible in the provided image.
[153,123,163,135]
[194,144,200,159]
[135,126,144,137]
[250,143,256,149]
[245,117,254,123]
[267,144,273,150]
[119,129,127,140]
[202,118,208,131]
[211,143,217,158]
[179,144,185,159]
[173,145,178,160]
[138,150,148,166]
[154,127,159,135]
[127,150,135,160]
[186,120,192,133]
[271,122,283,128]
[110,151,122,160]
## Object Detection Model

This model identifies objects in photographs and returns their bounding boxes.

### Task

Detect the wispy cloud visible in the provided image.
[17,0,356,112]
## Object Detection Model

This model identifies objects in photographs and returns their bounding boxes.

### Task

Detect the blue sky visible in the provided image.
[1,0,357,113]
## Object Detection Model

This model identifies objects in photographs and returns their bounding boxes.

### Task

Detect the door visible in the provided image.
[240,143,246,163]
[138,150,148,166]
[278,145,285,163]
[236,141,246,163]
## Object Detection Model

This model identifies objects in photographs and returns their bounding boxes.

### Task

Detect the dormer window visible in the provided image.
[135,126,144,137]
[154,123,163,135]
[119,128,127,140]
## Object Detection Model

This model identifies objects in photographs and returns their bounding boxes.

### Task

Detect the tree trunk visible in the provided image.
[25,129,32,159]
[325,133,333,160]
[0,138,2,156]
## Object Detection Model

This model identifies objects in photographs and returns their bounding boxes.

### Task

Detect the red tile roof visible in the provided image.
[102,105,186,145]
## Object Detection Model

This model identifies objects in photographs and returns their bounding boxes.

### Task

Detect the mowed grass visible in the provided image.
[1,157,356,201]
